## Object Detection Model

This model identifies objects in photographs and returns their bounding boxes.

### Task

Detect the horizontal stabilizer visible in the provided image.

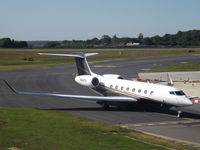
[38,52,98,75]
[38,53,98,58]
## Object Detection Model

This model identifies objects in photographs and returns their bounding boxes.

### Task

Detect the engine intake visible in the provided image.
[91,77,99,87]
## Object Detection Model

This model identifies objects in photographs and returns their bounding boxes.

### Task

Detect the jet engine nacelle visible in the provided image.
[75,75,99,88]
[102,74,123,79]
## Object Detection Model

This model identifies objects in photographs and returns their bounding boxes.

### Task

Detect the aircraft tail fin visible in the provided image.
[38,52,98,75]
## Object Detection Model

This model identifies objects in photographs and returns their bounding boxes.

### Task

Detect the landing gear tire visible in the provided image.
[177,110,182,118]
[102,103,109,110]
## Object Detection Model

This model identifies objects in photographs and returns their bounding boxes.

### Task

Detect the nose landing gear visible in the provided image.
[176,107,182,118]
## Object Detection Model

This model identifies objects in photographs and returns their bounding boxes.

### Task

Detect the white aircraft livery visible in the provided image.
[5,52,193,117]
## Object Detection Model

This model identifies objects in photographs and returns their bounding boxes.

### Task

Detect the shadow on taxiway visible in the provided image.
[42,106,200,119]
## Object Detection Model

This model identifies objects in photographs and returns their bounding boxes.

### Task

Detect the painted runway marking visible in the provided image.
[141,68,150,71]
[48,72,69,75]
[120,119,200,128]
[120,119,200,149]
[124,135,176,150]
[93,65,116,68]
[137,130,200,149]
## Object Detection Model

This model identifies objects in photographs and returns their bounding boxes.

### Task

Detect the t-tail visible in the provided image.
[38,52,98,75]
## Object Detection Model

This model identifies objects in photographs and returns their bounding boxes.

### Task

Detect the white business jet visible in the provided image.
[5,52,193,117]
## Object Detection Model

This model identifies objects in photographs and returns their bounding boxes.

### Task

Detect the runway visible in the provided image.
[1,55,200,147]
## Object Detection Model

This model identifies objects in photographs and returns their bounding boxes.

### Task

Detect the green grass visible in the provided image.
[0,48,200,70]
[0,108,195,150]
[147,62,200,72]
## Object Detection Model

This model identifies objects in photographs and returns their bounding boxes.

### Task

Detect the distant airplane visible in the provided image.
[5,52,193,118]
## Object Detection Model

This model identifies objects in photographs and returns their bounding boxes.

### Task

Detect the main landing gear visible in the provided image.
[102,102,110,110]
[97,101,110,110]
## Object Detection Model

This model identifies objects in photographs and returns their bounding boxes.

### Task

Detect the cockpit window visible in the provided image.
[118,76,124,79]
[169,91,185,96]
[175,91,185,96]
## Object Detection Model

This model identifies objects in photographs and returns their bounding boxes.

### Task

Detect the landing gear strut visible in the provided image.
[176,107,182,118]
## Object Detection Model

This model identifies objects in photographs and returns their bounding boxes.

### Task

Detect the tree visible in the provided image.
[163,34,171,45]
[138,33,144,42]
[101,35,112,45]
[152,35,162,45]
[86,38,100,45]
[44,41,60,48]
[0,38,13,48]
[19,41,28,48]
[0,38,28,48]
[143,37,152,45]
[112,34,118,42]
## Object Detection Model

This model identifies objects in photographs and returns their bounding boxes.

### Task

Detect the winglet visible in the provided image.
[167,73,174,86]
[3,80,18,93]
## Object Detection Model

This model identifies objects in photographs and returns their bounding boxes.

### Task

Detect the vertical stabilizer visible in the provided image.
[73,52,92,75]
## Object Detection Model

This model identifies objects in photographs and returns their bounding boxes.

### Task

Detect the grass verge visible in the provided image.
[0,49,200,70]
[147,62,200,72]
[0,108,195,150]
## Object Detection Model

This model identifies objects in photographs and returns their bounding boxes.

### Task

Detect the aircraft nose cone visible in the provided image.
[177,98,193,106]
[184,98,193,106]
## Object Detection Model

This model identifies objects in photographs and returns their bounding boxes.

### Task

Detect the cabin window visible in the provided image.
[169,91,175,95]
[150,91,154,95]
[115,86,118,89]
[121,86,124,90]
[144,90,147,94]
[138,89,141,93]
[132,88,135,92]
[126,87,130,91]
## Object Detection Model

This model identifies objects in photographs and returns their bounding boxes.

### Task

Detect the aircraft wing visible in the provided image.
[4,80,137,102]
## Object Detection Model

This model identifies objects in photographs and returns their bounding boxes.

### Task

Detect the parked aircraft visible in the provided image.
[5,52,193,117]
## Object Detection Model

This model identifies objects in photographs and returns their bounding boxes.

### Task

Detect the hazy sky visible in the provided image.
[0,0,200,40]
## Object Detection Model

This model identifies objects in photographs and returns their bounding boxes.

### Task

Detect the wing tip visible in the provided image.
[3,80,18,93]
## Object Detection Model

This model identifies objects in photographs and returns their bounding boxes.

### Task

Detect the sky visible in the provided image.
[0,0,200,41]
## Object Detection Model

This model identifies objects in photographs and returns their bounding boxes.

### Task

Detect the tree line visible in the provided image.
[143,30,200,47]
[0,38,28,48]
[43,30,200,48]
[1,29,200,48]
